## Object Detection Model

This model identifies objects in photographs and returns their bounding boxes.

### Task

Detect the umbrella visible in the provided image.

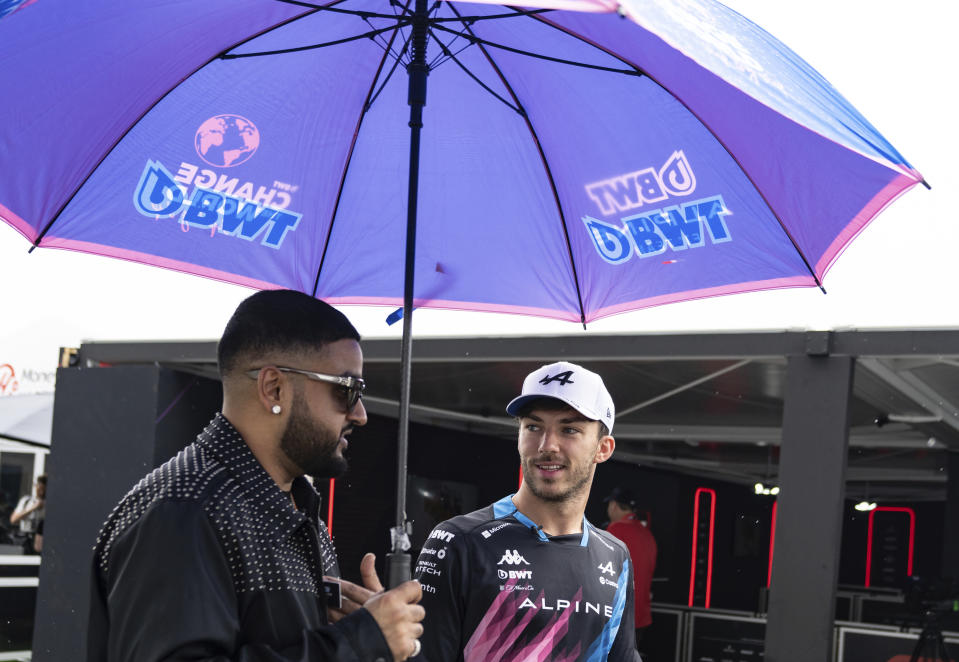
[0,0,924,584]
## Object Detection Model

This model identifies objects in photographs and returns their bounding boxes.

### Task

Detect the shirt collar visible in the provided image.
[492,494,591,547]
[196,413,319,546]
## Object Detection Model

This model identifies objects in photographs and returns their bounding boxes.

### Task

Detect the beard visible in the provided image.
[280,389,348,479]
[522,453,594,503]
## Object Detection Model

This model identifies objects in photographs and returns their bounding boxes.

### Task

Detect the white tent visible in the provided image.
[0,393,53,449]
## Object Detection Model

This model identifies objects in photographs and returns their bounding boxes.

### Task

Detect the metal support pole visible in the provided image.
[388,0,429,589]
[765,351,853,661]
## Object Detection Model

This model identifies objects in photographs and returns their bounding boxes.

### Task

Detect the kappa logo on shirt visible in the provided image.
[497,549,531,566]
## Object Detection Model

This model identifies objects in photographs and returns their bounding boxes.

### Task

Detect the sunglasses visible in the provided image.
[246,366,366,411]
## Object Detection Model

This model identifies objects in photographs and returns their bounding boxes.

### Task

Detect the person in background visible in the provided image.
[605,486,657,646]
[10,473,45,554]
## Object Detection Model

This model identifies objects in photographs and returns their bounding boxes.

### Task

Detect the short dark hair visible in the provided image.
[514,397,610,438]
[37,474,47,485]
[217,290,360,377]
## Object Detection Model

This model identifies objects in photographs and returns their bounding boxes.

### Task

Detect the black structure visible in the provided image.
[30,329,959,662]
[766,354,854,661]
[32,366,221,662]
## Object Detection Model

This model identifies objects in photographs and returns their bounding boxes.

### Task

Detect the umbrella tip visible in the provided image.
[921,179,932,190]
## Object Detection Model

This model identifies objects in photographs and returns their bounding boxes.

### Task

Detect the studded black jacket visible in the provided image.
[87,413,392,662]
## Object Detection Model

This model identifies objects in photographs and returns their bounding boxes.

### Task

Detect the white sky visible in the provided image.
[1,0,955,377]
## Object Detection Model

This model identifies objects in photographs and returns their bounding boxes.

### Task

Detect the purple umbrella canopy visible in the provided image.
[0,0,928,584]
[0,0,924,324]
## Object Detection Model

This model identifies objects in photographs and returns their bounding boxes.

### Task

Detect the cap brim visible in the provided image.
[506,393,602,420]
[506,394,549,417]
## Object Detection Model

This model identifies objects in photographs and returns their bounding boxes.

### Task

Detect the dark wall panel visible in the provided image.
[32,366,220,662]
[317,414,398,585]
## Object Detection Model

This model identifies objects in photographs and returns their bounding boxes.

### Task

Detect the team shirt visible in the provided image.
[414,494,641,662]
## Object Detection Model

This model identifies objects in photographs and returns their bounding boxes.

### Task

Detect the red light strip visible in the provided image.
[327,478,336,537]
[688,487,717,607]
[705,489,715,608]
[864,506,916,587]
[767,500,778,588]
[687,491,701,607]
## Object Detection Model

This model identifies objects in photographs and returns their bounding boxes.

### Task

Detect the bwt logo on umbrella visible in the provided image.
[133,160,301,249]
[131,116,301,249]
[582,151,732,265]
[194,115,260,168]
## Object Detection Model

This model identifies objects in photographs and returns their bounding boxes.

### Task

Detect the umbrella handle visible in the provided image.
[387,551,412,588]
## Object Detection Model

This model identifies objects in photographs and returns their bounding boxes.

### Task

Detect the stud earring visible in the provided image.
[272,405,282,415]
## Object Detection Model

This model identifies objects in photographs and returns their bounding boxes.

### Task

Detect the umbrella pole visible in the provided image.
[388,0,430,589]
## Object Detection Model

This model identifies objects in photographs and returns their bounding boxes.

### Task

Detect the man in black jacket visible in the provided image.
[88,290,424,661]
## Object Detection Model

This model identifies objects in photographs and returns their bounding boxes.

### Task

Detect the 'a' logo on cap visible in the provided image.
[539,371,575,386]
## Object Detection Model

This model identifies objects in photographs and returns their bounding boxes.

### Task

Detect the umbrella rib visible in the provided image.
[310,16,409,297]
[447,4,589,326]
[29,5,321,249]
[367,14,414,63]
[429,32,523,114]
[277,0,553,23]
[367,30,415,108]
[524,12,826,290]
[430,23,640,77]
[275,0,413,20]
[429,8,554,22]
[221,21,412,59]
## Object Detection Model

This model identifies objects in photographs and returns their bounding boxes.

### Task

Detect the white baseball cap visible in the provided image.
[506,361,615,434]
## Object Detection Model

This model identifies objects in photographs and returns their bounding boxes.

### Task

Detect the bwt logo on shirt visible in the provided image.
[498,569,533,580]
[429,530,455,543]
[497,549,530,566]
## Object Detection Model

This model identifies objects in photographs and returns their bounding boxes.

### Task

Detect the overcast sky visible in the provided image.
[1,0,954,378]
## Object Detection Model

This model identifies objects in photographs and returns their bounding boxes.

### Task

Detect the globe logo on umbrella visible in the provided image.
[194,115,260,168]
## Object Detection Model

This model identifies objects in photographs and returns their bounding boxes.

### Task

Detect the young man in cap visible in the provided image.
[88,290,424,662]
[605,487,658,645]
[413,361,640,661]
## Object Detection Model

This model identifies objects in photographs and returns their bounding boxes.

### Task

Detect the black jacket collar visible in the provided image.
[197,413,321,547]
